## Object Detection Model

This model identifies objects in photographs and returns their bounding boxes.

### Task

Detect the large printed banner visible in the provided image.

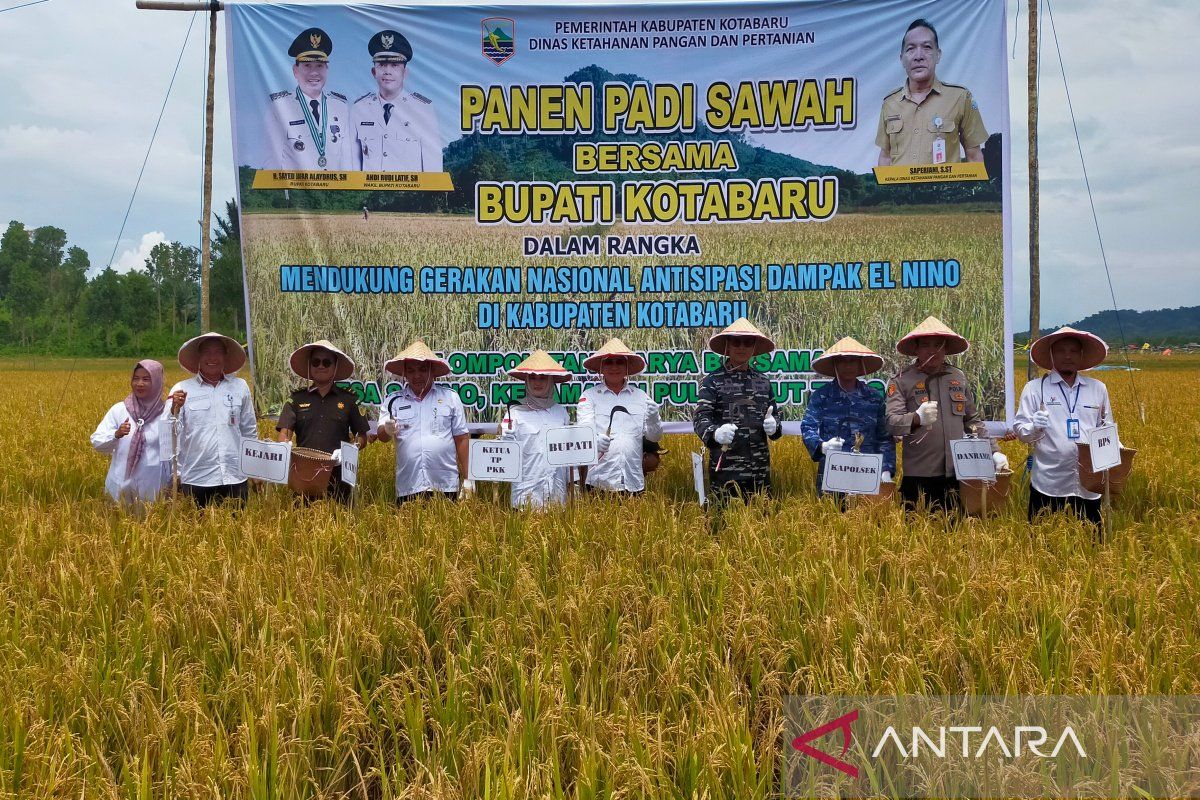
[226,0,1012,423]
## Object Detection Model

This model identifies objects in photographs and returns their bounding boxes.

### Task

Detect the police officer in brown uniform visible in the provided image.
[876,18,988,166]
[276,340,369,502]
[885,317,1004,511]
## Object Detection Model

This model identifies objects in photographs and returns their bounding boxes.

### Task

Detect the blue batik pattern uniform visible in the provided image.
[801,379,896,493]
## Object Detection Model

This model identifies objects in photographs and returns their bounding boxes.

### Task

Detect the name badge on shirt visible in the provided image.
[932,137,946,164]
[1066,418,1081,440]
[393,404,415,422]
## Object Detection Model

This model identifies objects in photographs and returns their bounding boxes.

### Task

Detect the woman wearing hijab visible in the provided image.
[90,359,170,504]
[498,350,573,510]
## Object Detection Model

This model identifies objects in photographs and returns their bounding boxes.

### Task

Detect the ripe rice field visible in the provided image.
[241,210,1005,419]
[1,355,1197,798]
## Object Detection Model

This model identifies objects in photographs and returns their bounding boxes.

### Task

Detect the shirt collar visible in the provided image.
[597,382,628,396]
[1048,370,1088,388]
[194,373,227,388]
[903,78,947,102]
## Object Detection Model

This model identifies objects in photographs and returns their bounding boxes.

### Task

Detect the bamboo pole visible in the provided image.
[199,6,217,329]
[1027,0,1040,379]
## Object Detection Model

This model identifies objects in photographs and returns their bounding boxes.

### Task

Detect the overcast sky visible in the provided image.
[1,0,1196,328]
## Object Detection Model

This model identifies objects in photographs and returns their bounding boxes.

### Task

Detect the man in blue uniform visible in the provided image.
[801,336,895,499]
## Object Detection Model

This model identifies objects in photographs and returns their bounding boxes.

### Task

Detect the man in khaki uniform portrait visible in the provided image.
[885,317,1004,513]
[876,18,988,166]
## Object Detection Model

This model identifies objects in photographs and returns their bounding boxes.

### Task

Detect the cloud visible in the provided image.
[111,232,167,274]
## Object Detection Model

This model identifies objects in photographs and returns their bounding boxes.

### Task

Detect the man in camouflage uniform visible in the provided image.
[886,316,1005,512]
[694,318,782,502]
[802,337,895,499]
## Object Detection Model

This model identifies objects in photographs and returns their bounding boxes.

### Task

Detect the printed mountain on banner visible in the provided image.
[1015,306,1200,346]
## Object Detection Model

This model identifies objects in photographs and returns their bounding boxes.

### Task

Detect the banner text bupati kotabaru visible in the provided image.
[226,0,1011,421]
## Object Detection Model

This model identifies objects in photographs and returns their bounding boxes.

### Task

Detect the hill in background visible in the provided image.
[1016,306,1200,347]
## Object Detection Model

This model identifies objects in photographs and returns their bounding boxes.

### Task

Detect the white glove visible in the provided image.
[714,423,737,446]
[596,433,611,456]
[881,470,893,483]
[762,413,778,436]
[992,452,1009,472]
[329,448,342,465]
[821,437,844,454]
[460,479,476,497]
[1032,410,1051,430]
[916,401,939,427]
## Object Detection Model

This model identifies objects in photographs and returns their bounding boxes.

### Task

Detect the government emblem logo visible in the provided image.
[381,33,394,49]
[310,32,322,49]
[481,17,515,65]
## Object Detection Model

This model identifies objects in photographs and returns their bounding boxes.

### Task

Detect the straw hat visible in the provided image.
[178,331,246,375]
[896,316,969,357]
[582,338,647,375]
[1030,327,1108,371]
[383,339,451,378]
[289,339,355,382]
[707,317,775,356]
[508,350,572,383]
[811,336,885,377]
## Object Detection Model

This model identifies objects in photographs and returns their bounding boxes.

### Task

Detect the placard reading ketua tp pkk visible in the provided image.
[470,439,522,482]
[822,451,883,495]
[951,438,996,481]
[240,439,291,484]
[545,426,598,467]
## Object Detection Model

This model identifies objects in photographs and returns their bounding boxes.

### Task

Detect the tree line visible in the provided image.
[0,200,245,356]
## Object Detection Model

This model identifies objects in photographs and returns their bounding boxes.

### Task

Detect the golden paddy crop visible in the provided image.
[0,355,1197,798]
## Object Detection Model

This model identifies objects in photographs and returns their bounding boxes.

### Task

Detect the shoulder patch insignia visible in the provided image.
[887,384,896,396]
[270,89,291,101]
[411,91,432,104]
[354,92,374,104]
[328,91,347,101]
[915,381,926,392]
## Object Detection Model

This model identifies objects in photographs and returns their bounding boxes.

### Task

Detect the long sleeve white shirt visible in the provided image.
[500,403,570,510]
[1013,371,1113,500]
[167,374,258,487]
[379,385,468,497]
[90,402,171,503]
[576,382,662,493]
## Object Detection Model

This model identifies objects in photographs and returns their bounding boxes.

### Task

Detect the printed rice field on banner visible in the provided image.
[227,0,1012,420]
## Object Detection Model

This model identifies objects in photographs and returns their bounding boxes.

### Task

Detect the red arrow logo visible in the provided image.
[791,709,859,779]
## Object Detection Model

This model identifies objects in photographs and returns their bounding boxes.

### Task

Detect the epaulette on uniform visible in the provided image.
[354,91,375,104]
[329,91,347,101]
[940,82,968,91]
[411,91,432,104]
[270,89,291,101]
[883,86,904,101]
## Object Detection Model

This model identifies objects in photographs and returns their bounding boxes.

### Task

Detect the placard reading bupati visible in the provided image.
[227,0,1011,422]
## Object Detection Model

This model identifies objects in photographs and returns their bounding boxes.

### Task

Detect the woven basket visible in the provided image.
[846,481,897,508]
[959,470,1013,517]
[1077,444,1136,496]
[288,447,335,497]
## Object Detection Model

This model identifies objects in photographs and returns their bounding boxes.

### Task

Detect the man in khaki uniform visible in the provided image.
[876,18,988,166]
[886,317,1006,511]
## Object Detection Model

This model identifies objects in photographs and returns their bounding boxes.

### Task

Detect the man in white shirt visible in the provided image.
[167,332,257,507]
[1013,327,1113,528]
[577,338,662,495]
[376,339,471,502]
[351,29,444,172]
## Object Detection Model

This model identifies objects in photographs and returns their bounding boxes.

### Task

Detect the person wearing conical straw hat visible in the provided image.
[577,337,662,495]
[693,317,782,502]
[801,337,896,499]
[497,350,573,509]
[885,316,1005,513]
[166,332,257,507]
[275,340,370,503]
[1013,327,1113,528]
[376,339,471,503]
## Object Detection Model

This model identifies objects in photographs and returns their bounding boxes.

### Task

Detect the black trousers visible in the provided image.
[181,481,248,508]
[1029,487,1102,528]
[396,491,458,505]
[710,476,772,505]
[899,475,959,513]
